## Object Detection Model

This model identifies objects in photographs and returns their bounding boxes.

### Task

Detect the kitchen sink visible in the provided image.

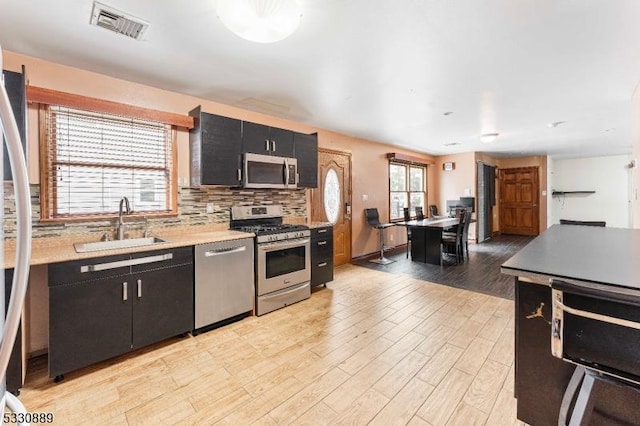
[74,237,168,253]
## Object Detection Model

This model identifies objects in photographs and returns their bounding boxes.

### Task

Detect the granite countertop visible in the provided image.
[3,225,254,269]
[309,222,333,229]
[501,224,640,290]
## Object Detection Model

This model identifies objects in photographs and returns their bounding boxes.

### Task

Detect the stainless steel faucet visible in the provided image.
[117,196,132,240]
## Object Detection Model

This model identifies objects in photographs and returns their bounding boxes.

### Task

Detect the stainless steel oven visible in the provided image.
[230,205,311,316]
[255,235,310,316]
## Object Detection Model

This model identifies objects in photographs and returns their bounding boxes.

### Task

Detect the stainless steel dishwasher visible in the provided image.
[194,237,254,331]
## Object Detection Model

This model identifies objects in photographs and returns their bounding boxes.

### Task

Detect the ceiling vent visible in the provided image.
[90,2,149,40]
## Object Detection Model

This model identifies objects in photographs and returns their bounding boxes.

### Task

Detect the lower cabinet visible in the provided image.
[311,226,334,288]
[4,269,23,395]
[48,247,193,378]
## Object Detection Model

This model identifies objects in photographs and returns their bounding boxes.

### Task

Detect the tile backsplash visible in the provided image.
[3,183,307,240]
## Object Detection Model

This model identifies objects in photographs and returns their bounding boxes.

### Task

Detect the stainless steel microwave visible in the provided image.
[243,152,298,189]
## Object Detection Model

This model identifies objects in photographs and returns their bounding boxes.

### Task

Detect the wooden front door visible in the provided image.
[310,148,352,266]
[499,167,539,236]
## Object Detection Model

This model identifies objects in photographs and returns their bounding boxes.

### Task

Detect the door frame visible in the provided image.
[311,147,353,265]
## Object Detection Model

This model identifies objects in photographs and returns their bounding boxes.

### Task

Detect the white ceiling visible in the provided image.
[1,0,640,158]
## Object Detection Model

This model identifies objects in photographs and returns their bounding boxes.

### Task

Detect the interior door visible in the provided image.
[499,167,539,236]
[477,162,496,243]
[311,148,352,266]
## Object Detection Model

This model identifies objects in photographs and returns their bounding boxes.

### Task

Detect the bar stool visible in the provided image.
[365,208,394,265]
[403,207,412,259]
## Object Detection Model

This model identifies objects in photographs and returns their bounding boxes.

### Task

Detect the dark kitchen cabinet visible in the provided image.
[242,121,294,157]
[294,132,318,188]
[2,67,27,181]
[189,106,242,186]
[515,278,640,425]
[311,226,333,288]
[48,247,193,379]
[4,269,23,395]
[131,248,194,349]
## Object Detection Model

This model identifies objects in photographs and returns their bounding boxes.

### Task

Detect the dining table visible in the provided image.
[397,217,462,264]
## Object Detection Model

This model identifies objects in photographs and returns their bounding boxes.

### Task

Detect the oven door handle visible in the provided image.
[258,238,310,252]
[551,278,640,307]
[554,298,640,331]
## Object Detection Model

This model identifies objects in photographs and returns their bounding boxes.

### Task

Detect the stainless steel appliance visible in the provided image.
[231,205,310,316]
[1,45,33,415]
[243,152,298,189]
[194,238,254,330]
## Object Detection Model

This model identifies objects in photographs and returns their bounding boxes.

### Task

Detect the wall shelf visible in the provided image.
[551,190,596,197]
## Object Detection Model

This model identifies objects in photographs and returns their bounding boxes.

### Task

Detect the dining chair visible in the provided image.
[415,206,425,221]
[364,208,394,264]
[440,209,465,266]
[460,210,472,260]
[403,207,412,258]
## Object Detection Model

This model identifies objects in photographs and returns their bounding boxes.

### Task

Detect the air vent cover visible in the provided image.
[90,1,148,40]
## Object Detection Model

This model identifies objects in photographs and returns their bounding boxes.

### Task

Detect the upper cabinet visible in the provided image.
[2,67,27,181]
[242,121,294,157]
[294,132,318,188]
[189,106,242,187]
[189,106,318,188]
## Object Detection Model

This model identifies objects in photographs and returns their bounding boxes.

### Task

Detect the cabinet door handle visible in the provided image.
[317,241,327,246]
[265,139,270,151]
[318,229,328,233]
[237,168,242,182]
[123,282,128,301]
[137,279,142,298]
[318,262,328,267]
[81,253,173,272]
[271,140,276,151]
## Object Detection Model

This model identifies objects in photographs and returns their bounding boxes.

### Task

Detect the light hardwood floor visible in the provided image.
[19,264,523,425]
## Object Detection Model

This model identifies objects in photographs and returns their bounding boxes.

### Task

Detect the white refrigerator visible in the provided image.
[1,45,32,423]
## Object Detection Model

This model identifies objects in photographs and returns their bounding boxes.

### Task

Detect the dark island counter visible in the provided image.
[501,225,640,425]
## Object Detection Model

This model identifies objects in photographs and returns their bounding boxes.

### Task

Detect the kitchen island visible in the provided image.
[501,224,640,425]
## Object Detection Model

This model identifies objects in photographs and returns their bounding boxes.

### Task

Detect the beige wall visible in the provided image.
[430,152,548,236]
[3,50,436,259]
[632,82,640,228]
[315,131,436,257]
[432,152,476,213]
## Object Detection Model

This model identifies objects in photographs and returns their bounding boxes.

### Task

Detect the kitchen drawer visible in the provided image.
[312,259,333,286]
[311,225,334,288]
[48,253,131,286]
[311,226,331,239]
[313,238,332,259]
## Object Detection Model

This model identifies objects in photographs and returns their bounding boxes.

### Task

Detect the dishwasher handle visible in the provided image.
[203,246,247,257]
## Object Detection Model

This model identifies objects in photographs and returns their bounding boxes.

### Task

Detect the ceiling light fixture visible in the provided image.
[479,133,499,143]
[217,0,302,43]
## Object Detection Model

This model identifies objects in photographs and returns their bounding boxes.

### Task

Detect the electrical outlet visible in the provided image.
[362,194,368,201]
[389,234,394,241]
[206,203,214,213]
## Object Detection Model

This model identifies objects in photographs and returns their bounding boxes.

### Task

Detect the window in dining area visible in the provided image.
[389,162,426,220]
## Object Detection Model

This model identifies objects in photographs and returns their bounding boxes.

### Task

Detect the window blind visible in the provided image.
[41,105,174,219]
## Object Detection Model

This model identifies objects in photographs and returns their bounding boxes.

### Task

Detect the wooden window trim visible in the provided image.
[28,86,194,129]
[386,152,435,166]
[39,105,179,221]
[389,161,427,222]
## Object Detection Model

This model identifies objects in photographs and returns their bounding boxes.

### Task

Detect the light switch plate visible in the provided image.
[206,203,214,213]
